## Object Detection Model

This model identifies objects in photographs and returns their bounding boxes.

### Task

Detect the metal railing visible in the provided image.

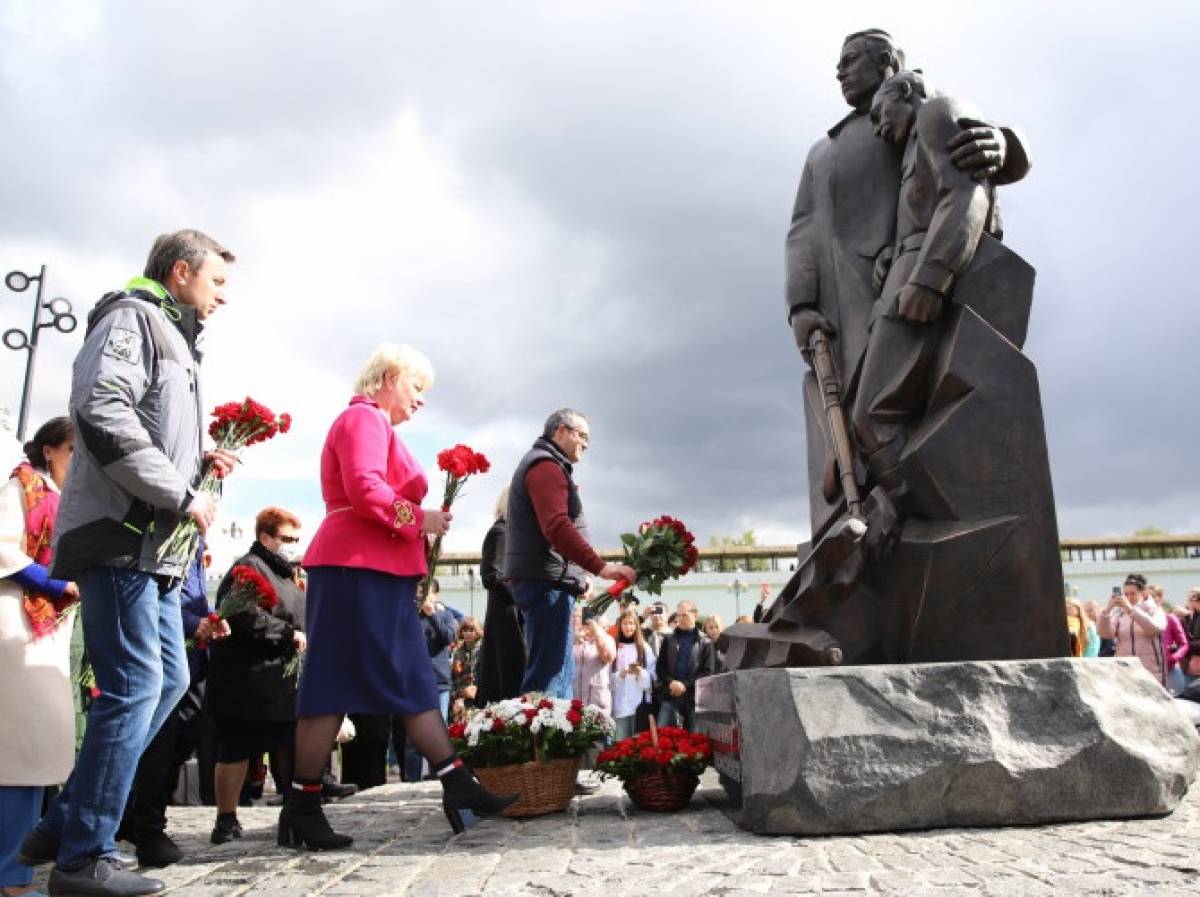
[432,535,1200,575]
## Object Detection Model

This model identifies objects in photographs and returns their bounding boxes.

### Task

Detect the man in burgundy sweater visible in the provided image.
[505,409,636,699]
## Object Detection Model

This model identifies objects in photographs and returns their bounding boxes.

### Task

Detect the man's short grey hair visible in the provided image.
[843,28,906,72]
[144,229,235,285]
[543,408,588,439]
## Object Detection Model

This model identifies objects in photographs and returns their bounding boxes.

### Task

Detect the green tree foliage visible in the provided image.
[708,529,770,572]
[1115,526,1187,560]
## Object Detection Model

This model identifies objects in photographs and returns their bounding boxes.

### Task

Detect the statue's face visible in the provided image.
[870,89,913,146]
[837,38,885,108]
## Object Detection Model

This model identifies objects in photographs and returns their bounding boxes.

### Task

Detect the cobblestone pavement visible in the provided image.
[32,773,1200,896]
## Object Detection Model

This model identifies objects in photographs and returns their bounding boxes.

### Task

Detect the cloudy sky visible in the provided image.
[2,0,1197,553]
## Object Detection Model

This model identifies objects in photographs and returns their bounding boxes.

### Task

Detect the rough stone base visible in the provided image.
[695,657,1200,835]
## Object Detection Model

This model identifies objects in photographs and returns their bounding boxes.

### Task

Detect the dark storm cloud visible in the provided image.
[2,1,1198,549]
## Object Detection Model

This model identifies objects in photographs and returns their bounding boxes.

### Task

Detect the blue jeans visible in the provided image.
[1,786,42,888]
[657,698,695,732]
[512,581,575,699]
[38,568,189,870]
[403,690,451,782]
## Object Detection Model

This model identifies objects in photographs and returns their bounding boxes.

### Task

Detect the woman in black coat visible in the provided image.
[206,508,306,844]
[474,488,526,705]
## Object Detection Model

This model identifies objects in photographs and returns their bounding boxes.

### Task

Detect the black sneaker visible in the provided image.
[131,832,182,868]
[17,826,59,866]
[210,813,243,845]
[321,777,358,802]
[47,856,164,896]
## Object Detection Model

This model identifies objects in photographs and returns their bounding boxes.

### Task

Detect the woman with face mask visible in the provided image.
[205,507,308,846]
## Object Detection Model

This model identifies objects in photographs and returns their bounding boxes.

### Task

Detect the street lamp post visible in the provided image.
[3,266,76,441]
[467,567,476,617]
[729,577,745,620]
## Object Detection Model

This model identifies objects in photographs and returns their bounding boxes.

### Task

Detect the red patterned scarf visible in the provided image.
[11,462,73,638]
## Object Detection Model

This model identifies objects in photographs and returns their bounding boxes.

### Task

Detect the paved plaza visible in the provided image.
[29,772,1200,896]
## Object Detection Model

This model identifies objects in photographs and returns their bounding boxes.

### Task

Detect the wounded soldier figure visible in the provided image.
[850,69,994,523]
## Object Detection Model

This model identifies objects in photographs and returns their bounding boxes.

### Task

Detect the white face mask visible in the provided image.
[279,545,301,563]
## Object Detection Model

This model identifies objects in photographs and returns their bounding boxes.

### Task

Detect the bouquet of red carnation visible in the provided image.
[595,722,713,783]
[157,398,292,566]
[190,564,279,650]
[587,514,699,617]
[422,443,490,594]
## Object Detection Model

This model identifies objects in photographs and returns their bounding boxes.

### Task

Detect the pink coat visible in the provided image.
[1098,598,1167,687]
[303,396,428,577]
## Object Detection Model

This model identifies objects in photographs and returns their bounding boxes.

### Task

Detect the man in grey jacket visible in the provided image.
[20,230,236,897]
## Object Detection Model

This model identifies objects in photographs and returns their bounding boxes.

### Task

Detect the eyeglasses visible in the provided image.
[276,534,300,544]
[566,425,590,444]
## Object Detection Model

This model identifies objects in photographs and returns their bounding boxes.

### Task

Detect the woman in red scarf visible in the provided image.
[0,417,76,897]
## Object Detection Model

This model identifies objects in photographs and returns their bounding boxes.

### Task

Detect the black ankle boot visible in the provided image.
[439,764,519,834]
[210,812,243,845]
[277,788,353,850]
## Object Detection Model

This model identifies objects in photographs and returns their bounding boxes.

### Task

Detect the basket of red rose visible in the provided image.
[595,718,713,812]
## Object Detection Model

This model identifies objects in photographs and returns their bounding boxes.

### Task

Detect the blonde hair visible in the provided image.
[704,614,724,634]
[354,343,435,397]
[494,485,510,521]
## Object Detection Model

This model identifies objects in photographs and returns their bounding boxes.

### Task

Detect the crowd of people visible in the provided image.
[1067,575,1200,696]
[1,228,1198,897]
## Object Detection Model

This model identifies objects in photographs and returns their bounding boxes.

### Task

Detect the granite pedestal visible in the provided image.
[695,658,1200,836]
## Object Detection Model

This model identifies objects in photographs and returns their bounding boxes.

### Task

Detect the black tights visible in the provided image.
[293,709,453,782]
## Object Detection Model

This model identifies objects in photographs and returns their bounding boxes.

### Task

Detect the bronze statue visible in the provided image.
[722,33,1066,669]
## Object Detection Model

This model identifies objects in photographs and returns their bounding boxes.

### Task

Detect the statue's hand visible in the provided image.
[947,119,1006,182]
[897,284,944,323]
[791,308,835,365]
[873,246,894,293]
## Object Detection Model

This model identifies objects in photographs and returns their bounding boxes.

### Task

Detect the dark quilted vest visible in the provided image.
[505,437,591,594]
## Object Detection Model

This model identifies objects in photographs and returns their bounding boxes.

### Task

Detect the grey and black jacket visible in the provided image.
[52,277,205,580]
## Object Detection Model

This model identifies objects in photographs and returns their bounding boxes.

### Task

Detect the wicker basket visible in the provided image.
[473,756,581,818]
[624,770,699,812]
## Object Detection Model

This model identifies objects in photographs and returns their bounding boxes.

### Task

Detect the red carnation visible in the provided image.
[448,721,466,739]
[491,718,505,732]
[523,708,537,722]
[639,747,658,761]
[538,698,555,710]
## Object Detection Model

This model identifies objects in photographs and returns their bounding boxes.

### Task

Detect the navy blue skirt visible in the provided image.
[296,567,440,717]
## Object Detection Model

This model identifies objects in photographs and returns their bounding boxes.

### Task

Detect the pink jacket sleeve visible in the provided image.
[337,407,425,541]
[1167,615,1190,664]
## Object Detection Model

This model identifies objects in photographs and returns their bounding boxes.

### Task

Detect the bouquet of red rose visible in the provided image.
[157,398,292,567]
[422,443,490,594]
[595,722,713,783]
[587,514,699,617]
[190,563,279,650]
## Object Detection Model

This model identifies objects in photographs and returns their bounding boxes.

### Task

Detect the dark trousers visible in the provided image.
[476,591,526,705]
[339,714,392,790]
[122,680,208,838]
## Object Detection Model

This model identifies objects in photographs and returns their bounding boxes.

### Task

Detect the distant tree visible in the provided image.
[1116,526,1186,561]
[708,529,770,572]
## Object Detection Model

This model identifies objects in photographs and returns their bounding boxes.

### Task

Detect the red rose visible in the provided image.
[639,747,658,761]
[207,612,220,622]
[566,709,582,725]
[448,721,466,738]
[492,718,505,732]
[538,698,555,710]
[571,698,583,710]
[278,413,292,434]
[657,749,674,765]
[523,708,537,722]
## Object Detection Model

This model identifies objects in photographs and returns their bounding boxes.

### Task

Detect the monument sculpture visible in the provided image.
[703,30,1199,836]
[721,29,1062,669]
